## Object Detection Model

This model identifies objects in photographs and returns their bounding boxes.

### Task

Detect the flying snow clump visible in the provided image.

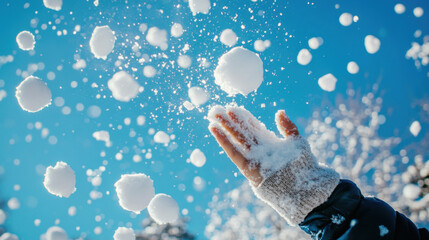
[364,35,381,54]
[214,47,263,96]
[146,27,168,50]
[113,227,135,240]
[308,37,323,50]
[143,65,156,78]
[297,49,312,65]
[44,226,68,240]
[171,23,184,38]
[15,76,52,112]
[43,0,62,11]
[0,233,18,240]
[177,55,192,69]
[154,131,170,144]
[347,61,359,74]
[89,26,116,60]
[253,40,271,52]
[403,183,421,200]
[410,121,421,136]
[114,173,155,214]
[394,3,406,14]
[16,31,35,51]
[43,162,76,198]
[318,73,337,92]
[0,210,6,225]
[339,13,353,26]
[92,130,111,147]
[188,87,208,107]
[190,148,206,167]
[188,0,211,15]
[148,194,180,224]
[220,29,238,47]
[108,71,140,102]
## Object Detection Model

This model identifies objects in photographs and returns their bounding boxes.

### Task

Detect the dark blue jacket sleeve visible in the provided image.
[299,179,429,240]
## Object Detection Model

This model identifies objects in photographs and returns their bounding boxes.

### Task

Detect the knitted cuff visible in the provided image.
[252,154,340,226]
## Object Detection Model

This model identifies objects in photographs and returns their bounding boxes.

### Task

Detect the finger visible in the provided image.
[275,110,299,138]
[227,111,259,146]
[215,113,253,149]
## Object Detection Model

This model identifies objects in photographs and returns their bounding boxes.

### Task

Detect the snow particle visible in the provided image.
[214,47,263,96]
[154,131,170,144]
[108,71,140,102]
[220,29,238,47]
[114,173,155,214]
[308,37,323,50]
[113,227,135,240]
[339,13,353,26]
[89,26,116,60]
[188,0,211,15]
[403,183,421,200]
[318,73,337,92]
[16,31,35,51]
[43,0,62,11]
[188,87,208,107]
[297,49,312,65]
[43,162,76,198]
[190,149,206,167]
[45,226,68,240]
[171,23,184,38]
[178,55,192,69]
[364,35,381,54]
[379,225,389,237]
[0,210,6,225]
[0,233,19,240]
[394,3,406,14]
[148,194,180,224]
[347,61,359,74]
[413,7,424,18]
[410,121,421,137]
[15,76,52,113]
[146,27,168,50]
[7,198,19,210]
[93,130,111,147]
[143,65,156,78]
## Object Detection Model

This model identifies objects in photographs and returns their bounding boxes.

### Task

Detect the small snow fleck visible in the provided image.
[379,225,389,237]
[331,214,345,224]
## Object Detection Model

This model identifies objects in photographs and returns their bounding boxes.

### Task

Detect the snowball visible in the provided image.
[297,49,312,65]
[318,73,337,92]
[16,31,35,51]
[413,7,424,18]
[89,26,116,60]
[43,162,76,198]
[7,198,19,210]
[347,61,359,74]
[0,233,18,240]
[339,13,353,26]
[113,227,135,240]
[43,0,62,11]
[45,226,67,240]
[177,55,192,69]
[188,0,210,15]
[308,37,323,50]
[410,121,421,137]
[143,65,156,78]
[114,173,155,214]
[394,3,406,14]
[254,40,266,52]
[403,183,421,200]
[364,35,381,54]
[146,27,168,50]
[220,29,238,47]
[154,131,170,144]
[214,47,263,96]
[188,87,208,106]
[139,23,148,34]
[148,194,179,224]
[0,210,6,225]
[93,130,111,147]
[171,23,184,38]
[15,76,52,113]
[108,71,140,102]
[190,149,206,167]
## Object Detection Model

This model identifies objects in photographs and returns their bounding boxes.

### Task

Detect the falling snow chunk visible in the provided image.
[146,27,168,50]
[16,31,35,51]
[108,71,140,102]
[297,49,312,65]
[188,0,211,15]
[44,226,68,240]
[347,61,359,74]
[190,149,206,167]
[43,0,62,11]
[214,47,263,96]
[410,121,421,136]
[171,23,184,38]
[0,233,18,240]
[178,55,192,69]
[0,210,6,225]
[148,194,179,224]
[413,7,424,18]
[394,3,406,14]
[154,131,170,144]
[318,73,337,92]
[43,162,76,198]
[15,76,52,113]
[92,131,111,147]
[403,183,421,200]
[188,87,208,107]
[364,35,381,54]
[113,227,135,240]
[143,65,156,78]
[254,40,270,52]
[220,29,238,47]
[379,225,389,237]
[308,37,323,50]
[339,13,353,26]
[89,26,116,60]
[114,173,155,214]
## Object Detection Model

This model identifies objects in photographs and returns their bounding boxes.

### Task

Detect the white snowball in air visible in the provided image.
[45,226,68,240]
[93,130,111,147]
[178,55,192,69]
[154,131,170,144]
[0,210,6,225]
[297,49,312,65]
[16,31,35,51]
[89,26,116,60]
[403,184,421,200]
[146,27,168,50]
[114,173,155,214]
[108,71,140,102]
[190,149,206,167]
[308,37,323,50]
[143,65,156,78]
[0,233,18,240]
[413,7,424,18]
[394,3,406,14]
[364,35,381,54]
[318,73,337,92]
[171,23,184,38]
[347,61,359,74]
[148,194,179,224]
[220,29,238,47]
[113,227,135,240]
[188,87,208,107]
[43,0,62,11]
[189,0,211,15]
[410,121,421,137]
[339,13,353,26]
[214,47,263,96]
[43,162,76,198]
[254,40,265,52]
[15,76,52,113]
